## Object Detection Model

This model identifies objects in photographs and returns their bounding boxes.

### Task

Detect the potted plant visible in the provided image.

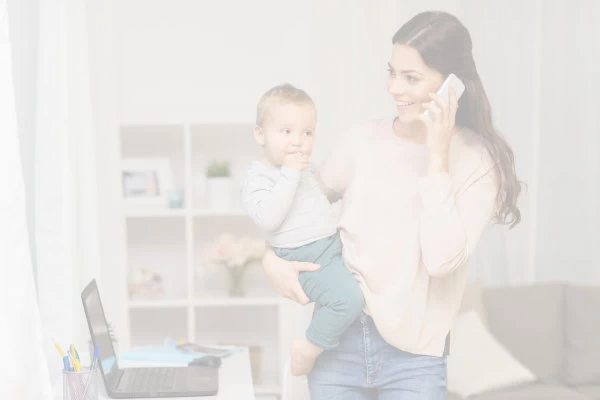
[205,160,233,210]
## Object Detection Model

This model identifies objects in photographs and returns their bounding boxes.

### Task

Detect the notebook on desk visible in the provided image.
[82,279,219,398]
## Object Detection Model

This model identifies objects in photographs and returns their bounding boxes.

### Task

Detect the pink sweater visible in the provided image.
[318,117,499,356]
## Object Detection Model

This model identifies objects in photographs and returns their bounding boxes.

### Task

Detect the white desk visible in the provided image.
[55,349,255,400]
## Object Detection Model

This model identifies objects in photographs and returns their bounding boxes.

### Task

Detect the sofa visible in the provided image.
[448,282,600,399]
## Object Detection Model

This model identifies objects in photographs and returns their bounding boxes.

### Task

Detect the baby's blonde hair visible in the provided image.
[256,83,315,126]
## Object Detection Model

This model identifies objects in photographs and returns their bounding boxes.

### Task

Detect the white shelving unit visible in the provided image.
[119,122,284,400]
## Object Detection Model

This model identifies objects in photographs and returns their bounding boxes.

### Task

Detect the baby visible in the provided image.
[241,83,364,375]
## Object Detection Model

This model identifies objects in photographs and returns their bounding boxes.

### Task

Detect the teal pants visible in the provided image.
[274,232,365,349]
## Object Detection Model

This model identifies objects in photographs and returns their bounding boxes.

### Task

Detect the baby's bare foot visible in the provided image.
[290,339,323,376]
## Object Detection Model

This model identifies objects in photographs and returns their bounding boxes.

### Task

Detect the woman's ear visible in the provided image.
[253,125,265,146]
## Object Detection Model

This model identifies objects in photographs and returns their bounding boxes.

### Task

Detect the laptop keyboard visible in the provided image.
[119,367,177,392]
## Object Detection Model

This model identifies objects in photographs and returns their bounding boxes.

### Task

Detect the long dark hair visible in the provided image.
[393,11,521,228]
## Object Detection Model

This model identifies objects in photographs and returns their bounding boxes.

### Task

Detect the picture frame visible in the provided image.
[121,158,173,209]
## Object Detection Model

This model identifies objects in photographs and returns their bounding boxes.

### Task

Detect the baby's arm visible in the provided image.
[241,166,301,232]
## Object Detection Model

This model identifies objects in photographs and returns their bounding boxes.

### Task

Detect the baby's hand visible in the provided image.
[282,152,310,171]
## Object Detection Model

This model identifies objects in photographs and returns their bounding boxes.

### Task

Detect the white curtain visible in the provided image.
[458,0,600,285]
[33,0,101,389]
[534,0,600,283]
[0,0,53,397]
[457,0,542,286]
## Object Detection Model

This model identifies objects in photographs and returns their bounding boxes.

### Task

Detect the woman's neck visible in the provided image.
[392,117,427,144]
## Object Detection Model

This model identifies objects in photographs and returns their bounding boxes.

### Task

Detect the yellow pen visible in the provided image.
[54,342,66,357]
[69,344,82,372]
[70,344,81,362]
[69,355,81,372]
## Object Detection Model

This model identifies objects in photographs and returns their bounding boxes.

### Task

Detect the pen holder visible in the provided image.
[63,368,98,400]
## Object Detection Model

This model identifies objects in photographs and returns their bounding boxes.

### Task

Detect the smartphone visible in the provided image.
[423,73,465,119]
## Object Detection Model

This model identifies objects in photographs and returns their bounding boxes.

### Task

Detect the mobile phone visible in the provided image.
[423,73,465,119]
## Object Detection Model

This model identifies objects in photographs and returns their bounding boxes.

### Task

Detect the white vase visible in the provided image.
[206,177,233,210]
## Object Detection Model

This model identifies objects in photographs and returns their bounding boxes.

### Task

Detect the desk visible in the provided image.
[55,348,255,400]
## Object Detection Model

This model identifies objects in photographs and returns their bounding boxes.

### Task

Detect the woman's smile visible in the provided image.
[395,100,416,111]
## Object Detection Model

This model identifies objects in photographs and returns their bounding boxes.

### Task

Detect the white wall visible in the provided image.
[114,0,463,162]
[116,0,313,124]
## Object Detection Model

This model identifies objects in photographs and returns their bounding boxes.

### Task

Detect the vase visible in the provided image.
[227,265,247,297]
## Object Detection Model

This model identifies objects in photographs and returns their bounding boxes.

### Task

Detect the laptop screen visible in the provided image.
[82,280,120,388]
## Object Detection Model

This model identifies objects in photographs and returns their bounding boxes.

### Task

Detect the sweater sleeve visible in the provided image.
[241,166,301,232]
[418,157,498,278]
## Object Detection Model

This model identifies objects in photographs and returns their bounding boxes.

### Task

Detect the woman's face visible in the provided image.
[387,44,444,124]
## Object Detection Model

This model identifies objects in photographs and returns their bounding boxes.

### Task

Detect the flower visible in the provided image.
[203,233,264,269]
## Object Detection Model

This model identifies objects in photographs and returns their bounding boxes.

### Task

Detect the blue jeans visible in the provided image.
[308,313,447,400]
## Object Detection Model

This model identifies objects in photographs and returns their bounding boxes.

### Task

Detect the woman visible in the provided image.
[263,10,521,399]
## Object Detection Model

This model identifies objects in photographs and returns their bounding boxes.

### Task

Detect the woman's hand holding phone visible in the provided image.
[417,76,462,172]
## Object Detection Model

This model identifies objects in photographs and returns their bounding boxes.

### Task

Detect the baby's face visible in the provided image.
[256,102,316,167]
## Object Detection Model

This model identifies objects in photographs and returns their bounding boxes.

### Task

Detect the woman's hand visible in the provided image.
[417,87,459,173]
[263,246,320,305]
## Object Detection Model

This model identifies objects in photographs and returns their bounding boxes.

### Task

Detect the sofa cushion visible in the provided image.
[483,283,564,383]
[448,312,536,398]
[565,285,600,385]
[464,383,593,399]
[573,385,600,399]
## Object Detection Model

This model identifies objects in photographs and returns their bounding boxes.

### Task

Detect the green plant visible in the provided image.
[206,160,231,178]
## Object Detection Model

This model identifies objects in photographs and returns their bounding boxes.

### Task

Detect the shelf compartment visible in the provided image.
[254,383,281,395]
[189,123,260,210]
[125,209,187,218]
[192,208,246,217]
[193,297,280,307]
[129,308,188,347]
[123,208,248,218]
[127,298,281,308]
[194,307,280,386]
[126,217,188,301]
[193,216,272,298]
[120,124,186,210]
[128,299,188,309]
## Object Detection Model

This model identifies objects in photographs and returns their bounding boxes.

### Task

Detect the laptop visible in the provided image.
[81,279,219,398]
